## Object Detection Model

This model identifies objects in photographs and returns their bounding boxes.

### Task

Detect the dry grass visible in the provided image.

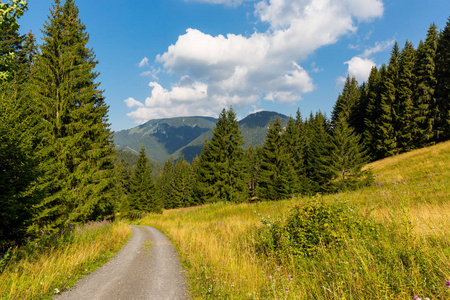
[140,141,450,299]
[0,222,131,300]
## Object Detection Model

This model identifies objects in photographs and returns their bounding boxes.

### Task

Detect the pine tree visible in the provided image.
[257,117,293,200]
[29,0,116,234]
[157,157,175,209]
[192,141,214,204]
[397,41,416,152]
[304,112,333,193]
[332,75,361,126]
[364,65,387,160]
[282,116,305,194]
[379,42,401,157]
[129,145,160,213]
[412,24,439,147]
[244,145,260,200]
[434,17,450,142]
[196,108,247,203]
[327,115,372,192]
[0,0,42,251]
[0,88,40,252]
[172,156,194,208]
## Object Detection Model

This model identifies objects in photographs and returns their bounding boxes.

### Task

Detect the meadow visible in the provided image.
[140,140,450,299]
[0,221,131,300]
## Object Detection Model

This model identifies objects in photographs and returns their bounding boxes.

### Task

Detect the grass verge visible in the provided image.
[0,221,131,300]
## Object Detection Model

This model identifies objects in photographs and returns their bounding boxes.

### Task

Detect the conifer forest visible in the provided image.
[1,0,450,256]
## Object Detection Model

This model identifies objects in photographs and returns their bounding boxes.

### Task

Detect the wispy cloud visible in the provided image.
[138,57,149,68]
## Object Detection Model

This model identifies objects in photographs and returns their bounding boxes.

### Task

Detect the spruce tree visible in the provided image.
[157,157,175,209]
[0,0,41,251]
[196,108,247,203]
[412,24,439,147]
[327,115,372,192]
[397,41,416,152]
[129,145,160,213]
[244,145,260,200]
[304,112,333,193]
[29,0,116,234]
[172,156,194,208]
[434,17,450,142]
[282,116,305,194]
[332,75,361,126]
[379,42,401,157]
[257,117,292,200]
[364,65,387,160]
[0,88,40,252]
[192,141,214,204]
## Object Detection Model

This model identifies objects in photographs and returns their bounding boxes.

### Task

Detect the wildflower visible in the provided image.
[276,266,281,272]
[285,288,289,293]
[413,296,420,300]
[54,288,60,294]
[446,281,450,288]
[288,274,293,281]
[269,274,272,280]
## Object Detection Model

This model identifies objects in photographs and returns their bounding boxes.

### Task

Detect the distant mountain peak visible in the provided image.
[114,111,289,164]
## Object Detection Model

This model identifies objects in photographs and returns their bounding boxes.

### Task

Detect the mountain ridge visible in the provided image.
[114,111,289,164]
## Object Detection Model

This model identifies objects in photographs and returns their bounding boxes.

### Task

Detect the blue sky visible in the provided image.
[19,0,450,132]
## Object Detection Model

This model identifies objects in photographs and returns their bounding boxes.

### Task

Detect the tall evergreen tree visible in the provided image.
[157,157,176,209]
[327,115,372,192]
[434,17,450,142]
[172,156,194,208]
[397,41,416,152]
[129,145,160,213]
[244,145,260,200]
[304,112,333,193]
[412,24,439,147]
[282,116,305,194]
[29,0,116,234]
[332,75,361,126]
[0,0,41,251]
[379,42,401,157]
[257,117,295,200]
[196,108,247,203]
[364,65,387,160]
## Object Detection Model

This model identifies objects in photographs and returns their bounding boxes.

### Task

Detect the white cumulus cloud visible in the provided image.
[127,0,384,123]
[339,39,393,85]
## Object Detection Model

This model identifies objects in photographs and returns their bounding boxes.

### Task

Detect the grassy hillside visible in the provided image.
[139,141,450,299]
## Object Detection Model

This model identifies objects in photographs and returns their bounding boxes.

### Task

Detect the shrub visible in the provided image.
[255,197,375,259]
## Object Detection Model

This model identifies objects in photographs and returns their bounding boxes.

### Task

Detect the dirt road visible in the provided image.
[54,225,189,300]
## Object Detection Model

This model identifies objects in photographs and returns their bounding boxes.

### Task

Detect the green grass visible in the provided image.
[0,221,131,300]
[140,141,450,299]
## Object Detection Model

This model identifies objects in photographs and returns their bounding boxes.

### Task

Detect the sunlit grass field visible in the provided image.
[140,141,450,299]
[0,221,131,300]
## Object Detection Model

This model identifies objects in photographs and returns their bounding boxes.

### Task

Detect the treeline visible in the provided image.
[121,17,450,210]
[341,22,450,160]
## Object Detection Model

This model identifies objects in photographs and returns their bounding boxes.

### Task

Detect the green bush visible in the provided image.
[255,197,375,258]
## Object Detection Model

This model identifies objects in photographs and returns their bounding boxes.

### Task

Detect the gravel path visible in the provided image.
[54,225,189,300]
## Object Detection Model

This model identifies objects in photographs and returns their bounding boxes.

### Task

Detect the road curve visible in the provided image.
[54,225,189,300]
